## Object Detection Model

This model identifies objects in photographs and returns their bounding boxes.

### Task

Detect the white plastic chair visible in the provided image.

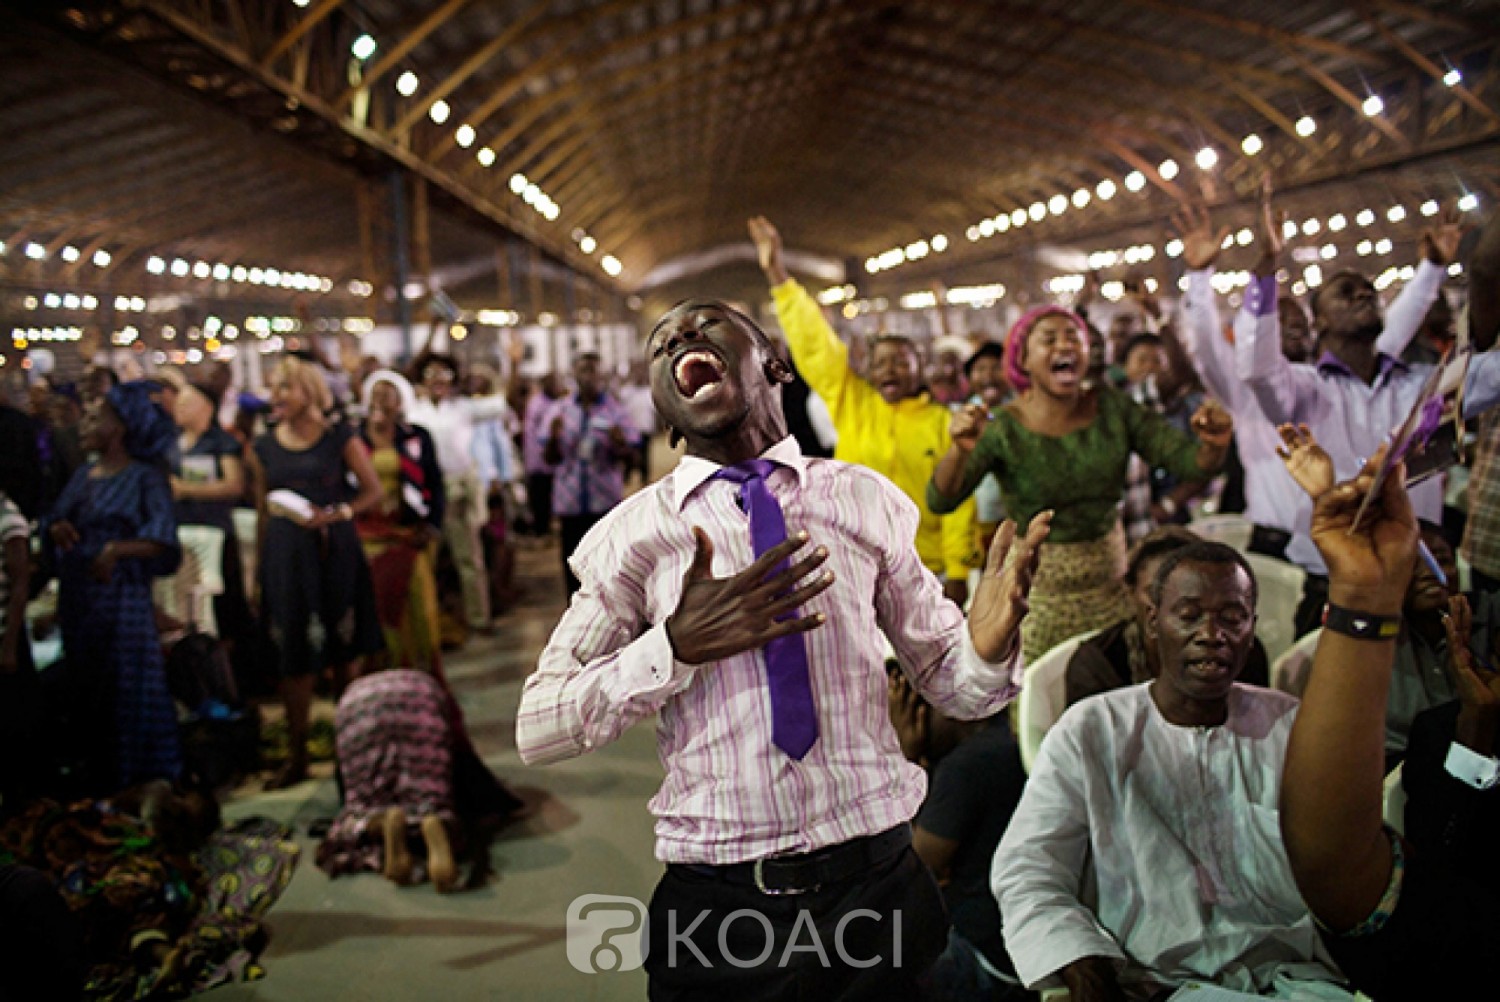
[1189,513,1254,551]
[1270,628,1321,697]
[1384,762,1407,836]
[1243,553,1306,665]
[1017,629,1101,773]
[154,525,226,635]
[231,506,258,596]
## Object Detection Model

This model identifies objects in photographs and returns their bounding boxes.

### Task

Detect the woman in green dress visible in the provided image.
[929,306,1233,661]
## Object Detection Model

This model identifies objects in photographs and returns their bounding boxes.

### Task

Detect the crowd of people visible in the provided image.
[0,338,658,997]
[2,176,1497,999]
[519,192,1500,1002]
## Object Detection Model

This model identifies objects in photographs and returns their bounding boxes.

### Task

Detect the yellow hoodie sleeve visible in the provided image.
[936,419,980,577]
[770,279,874,424]
[942,494,979,578]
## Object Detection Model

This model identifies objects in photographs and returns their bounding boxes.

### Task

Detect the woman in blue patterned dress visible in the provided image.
[43,380,181,790]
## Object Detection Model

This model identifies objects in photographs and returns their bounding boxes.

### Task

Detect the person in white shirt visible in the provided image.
[407,354,510,635]
[992,541,1352,1000]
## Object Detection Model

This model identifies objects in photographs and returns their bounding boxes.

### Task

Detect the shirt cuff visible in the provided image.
[960,624,1023,693]
[1444,740,1500,789]
[614,622,699,701]
[1243,273,1278,318]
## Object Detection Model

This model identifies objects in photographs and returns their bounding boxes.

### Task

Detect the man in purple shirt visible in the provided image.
[521,373,566,536]
[519,299,1049,999]
[545,353,641,594]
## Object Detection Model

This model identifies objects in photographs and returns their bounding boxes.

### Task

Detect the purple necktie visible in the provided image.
[711,460,818,760]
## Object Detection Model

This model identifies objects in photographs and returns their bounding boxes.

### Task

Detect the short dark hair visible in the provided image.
[1122,333,1164,363]
[415,351,461,381]
[871,333,919,358]
[963,341,1004,378]
[1125,526,1201,587]
[1150,541,1258,607]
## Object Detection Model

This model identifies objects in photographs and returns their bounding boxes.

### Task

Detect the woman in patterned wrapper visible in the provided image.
[42,380,182,790]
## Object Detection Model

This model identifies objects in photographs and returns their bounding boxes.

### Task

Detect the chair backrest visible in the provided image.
[231,506,258,596]
[1384,761,1407,836]
[1270,628,1322,697]
[1243,552,1307,665]
[1017,630,1100,773]
[1189,513,1254,551]
[153,525,227,635]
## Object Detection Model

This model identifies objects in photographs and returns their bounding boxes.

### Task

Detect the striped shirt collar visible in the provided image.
[668,434,808,511]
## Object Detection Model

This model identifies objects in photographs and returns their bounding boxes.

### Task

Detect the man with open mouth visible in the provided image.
[518,299,1049,999]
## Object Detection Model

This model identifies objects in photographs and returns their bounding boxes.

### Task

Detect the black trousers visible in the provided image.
[526,472,554,535]
[645,846,948,1001]
[560,512,606,595]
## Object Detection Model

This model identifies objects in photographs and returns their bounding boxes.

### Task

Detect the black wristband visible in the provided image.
[1323,604,1401,641]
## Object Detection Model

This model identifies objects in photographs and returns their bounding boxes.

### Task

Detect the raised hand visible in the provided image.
[1444,593,1500,753]
[1190,399,1234,449]
[949,403,991,454]
[1253,173,1287,277]
[1277,423,1336,500]
[1308,446,1418,616]
[1170,204,1230,272]
[968,511,1053,662]
[1420,203,1466,266]
[665,527,834,665]
[747,215,790,286]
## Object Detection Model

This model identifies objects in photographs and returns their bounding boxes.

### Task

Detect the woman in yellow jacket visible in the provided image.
[749,216,978,604]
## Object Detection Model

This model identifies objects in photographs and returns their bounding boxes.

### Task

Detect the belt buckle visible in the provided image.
[753,857,812,896]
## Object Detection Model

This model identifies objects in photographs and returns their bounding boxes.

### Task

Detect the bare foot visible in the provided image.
[421,814,457,893]
[382,808,413,885]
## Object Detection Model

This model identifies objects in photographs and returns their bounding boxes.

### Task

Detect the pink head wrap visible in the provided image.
[1003,305,1088,391]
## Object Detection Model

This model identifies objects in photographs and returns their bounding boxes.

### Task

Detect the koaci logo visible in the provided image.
[566,895,649,973]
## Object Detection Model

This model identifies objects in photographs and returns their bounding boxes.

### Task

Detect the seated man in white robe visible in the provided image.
[992,542,1351,1000]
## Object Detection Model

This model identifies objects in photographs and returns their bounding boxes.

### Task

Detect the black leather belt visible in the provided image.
[673,824,911,896]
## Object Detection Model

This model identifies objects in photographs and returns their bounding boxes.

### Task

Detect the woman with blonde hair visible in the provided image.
[250,356,384,788]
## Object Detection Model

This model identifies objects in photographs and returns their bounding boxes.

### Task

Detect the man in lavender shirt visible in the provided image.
[518,299,1049,999]
[521,373,566,535]
[1177,187,1467,635]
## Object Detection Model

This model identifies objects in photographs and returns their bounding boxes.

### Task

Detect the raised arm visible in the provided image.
[1172,206,1244,407]
[1280,447,1418,932]
[1238,182,1319,424]
[1120,390,1232,480]
[928,404,996,513]
[876,479,1043,719]
[749,216,867,418]
[1376,208,1465,357]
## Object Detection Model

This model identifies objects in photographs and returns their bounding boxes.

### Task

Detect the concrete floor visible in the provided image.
[215,539,663,1001]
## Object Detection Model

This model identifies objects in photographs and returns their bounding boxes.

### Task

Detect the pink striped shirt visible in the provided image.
[516,436,1023,864]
